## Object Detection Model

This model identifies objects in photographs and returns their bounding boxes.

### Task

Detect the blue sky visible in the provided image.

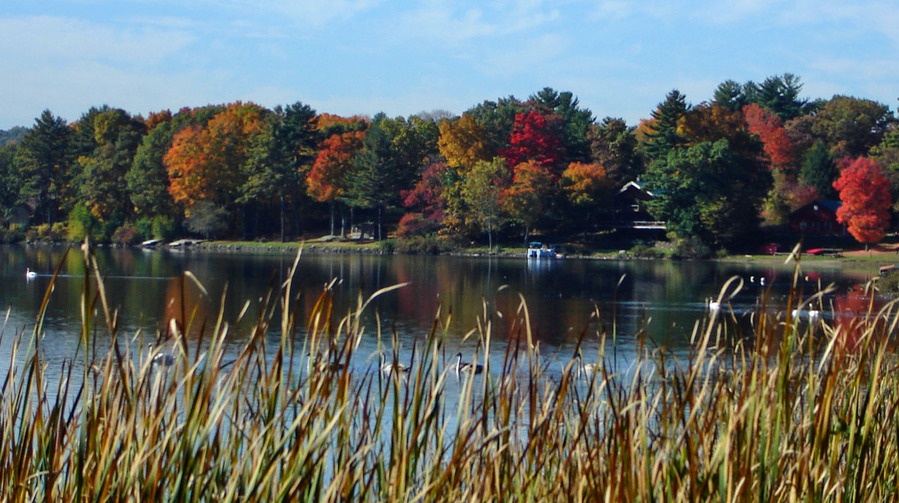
[2,0,897,130]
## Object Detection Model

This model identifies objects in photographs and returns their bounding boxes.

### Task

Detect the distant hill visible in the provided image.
[0,126,27,146]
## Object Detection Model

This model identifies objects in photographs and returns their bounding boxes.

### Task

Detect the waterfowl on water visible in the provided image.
[308,352,346,372]
[25,268,36,280]
[148,343,175,367]
[380,354,410,375]
[454,353,483,375]
[707,297,721,312]
[573,354,597,379]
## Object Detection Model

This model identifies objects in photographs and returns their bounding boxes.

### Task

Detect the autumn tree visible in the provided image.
[76,107,147,231]
[811,96,893,158]
[530,87,595,163]
[126,106,223,237]
[398,161,452,237]
[501,160,557,242]
[465,96,524,159]
[164,102,266,237]
[561,161,614,228]
[502,110,563,170]
[833,157,892,248]
[307,129,366,236]
[511,110,562,169]
[461,158,509,251]
[742,103,795,169]
[438,113,489,171]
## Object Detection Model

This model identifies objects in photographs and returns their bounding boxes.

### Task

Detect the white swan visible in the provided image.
[707,297,721,312]
[380,354,409,375]
[454,353,483,375]
[573,354,597,379]
[25,268,36,280]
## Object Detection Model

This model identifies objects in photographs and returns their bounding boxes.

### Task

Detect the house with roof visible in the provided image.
[788,199,846,236]
[613,181,664,230]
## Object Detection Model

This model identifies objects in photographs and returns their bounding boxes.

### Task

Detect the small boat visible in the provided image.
[527,242,560,259]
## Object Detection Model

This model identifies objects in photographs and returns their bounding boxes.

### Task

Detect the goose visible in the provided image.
[25,268,36,280]
[380,354,410,375]
[454,353,483,375]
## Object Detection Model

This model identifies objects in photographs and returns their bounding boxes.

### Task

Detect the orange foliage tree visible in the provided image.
[501,160,557,241]
[561,161,614,218]
[306,130,366,236]
[743,103,795,169]
[832,157,892,247]
[164,102,265,212]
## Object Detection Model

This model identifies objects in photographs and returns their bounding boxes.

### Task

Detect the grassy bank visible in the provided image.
[3,243,899,500]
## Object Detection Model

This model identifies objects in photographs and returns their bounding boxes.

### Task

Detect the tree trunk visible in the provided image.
[279,194,286,242]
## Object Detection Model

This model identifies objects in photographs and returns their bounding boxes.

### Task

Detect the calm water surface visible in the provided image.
[0,245,882,383]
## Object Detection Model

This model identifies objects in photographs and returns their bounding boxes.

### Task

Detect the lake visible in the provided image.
[0,244,884,383]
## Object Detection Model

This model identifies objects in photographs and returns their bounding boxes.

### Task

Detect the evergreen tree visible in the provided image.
[17,110,72,224]
[798,141,838,199]
[642,90,689,163]
[348,114,399,240]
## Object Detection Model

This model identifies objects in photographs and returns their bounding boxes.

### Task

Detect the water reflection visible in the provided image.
[0,245,887,380]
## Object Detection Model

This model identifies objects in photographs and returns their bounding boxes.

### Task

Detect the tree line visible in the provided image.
[0,74,896,252]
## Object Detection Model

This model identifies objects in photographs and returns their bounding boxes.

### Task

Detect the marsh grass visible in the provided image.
[3,242,899,501]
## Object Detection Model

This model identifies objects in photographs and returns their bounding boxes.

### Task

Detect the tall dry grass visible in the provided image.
[1,242,899,501]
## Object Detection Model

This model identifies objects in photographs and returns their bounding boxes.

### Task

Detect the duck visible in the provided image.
[308,352,346,372]
[454,352,483,375]
[380,353,410,375]
[148,343,175,367]
[25,268,37,280]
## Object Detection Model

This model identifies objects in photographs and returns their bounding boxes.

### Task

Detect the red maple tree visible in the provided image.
[832,157,892,247]
[502,110,563,169]
[743,103,795,168]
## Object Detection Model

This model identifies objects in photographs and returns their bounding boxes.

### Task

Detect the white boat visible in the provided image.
[527,242,560,259]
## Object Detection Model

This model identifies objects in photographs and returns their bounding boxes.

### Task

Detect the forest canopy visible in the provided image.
[0,75,896,253]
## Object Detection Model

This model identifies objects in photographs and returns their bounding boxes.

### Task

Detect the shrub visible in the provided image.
[66,204,95,242]
[629,242,664,258]
[35,223,51,240]
[394,234,454,254]
[0,224,25,243]
[151,215,177,240]
[111,224,142,245]
[378,238,396,253]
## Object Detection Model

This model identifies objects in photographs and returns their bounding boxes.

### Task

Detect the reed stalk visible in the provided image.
[1,243,899,501]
